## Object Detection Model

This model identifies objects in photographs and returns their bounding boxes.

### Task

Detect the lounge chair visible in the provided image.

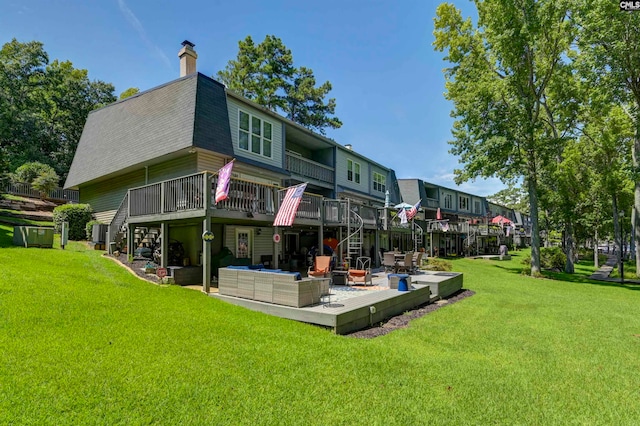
[348,257,372,286]
[412,252,423,273]
[308,255,332,278]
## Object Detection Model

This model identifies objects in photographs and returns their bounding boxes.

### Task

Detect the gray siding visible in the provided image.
[227,98,283,169]
[80,169,146,222]
[336,150,370,193]
[147,155,197,184]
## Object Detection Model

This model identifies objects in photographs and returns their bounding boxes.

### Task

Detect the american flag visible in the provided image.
[407,200,421,221]
[274,183,307,227]
[215,161,234,203]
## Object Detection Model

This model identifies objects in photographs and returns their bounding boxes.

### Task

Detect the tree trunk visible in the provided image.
[528,177,541,276]
[612,195,623,281]
[632,100,640,277]
[564,221,574,274]
[594,228,599,269]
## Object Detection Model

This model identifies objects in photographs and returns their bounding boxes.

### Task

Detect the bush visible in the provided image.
[53,204,93,240]
[85,220,104,241]
[520,247,567,270]
[424,258,452,271]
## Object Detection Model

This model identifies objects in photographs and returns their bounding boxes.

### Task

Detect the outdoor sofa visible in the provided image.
[218,266,329,308]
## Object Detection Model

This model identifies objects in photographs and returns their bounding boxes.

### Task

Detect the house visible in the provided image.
[64,41,404,290]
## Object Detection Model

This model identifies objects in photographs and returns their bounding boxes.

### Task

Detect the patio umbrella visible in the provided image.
[394,202,413,209]
[491,215,513,225]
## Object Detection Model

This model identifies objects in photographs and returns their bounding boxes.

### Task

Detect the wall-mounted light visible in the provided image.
[256,228,262,235]
[188,147,197,154]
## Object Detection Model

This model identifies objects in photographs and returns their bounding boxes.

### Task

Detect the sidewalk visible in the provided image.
[589,254,640,284]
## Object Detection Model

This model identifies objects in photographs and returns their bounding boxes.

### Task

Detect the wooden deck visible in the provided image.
[211,272,463,335]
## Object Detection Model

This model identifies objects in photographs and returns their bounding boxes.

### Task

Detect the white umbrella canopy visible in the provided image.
[394,202,413,209]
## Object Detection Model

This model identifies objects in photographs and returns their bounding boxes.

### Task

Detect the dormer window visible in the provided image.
[239,110,272,158]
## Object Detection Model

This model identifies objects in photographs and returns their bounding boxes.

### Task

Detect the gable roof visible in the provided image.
[64,73,235,189]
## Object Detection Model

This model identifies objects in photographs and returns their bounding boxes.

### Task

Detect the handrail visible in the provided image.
[108,192,129,246]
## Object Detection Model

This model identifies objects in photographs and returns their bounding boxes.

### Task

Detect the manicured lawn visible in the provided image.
[1,227,639,424]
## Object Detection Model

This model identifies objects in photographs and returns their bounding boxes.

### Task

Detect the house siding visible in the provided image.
[227,98,283,169]
[147,155,197,183]
[337,151,369,194]
[80,169,146,223]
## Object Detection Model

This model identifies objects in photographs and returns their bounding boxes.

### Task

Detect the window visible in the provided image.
[459,196,470,211]
[444,193,452,209]
[347,159,361,184]
[373,172,386,193]
[474,200,481,214]
[238,110,272,158]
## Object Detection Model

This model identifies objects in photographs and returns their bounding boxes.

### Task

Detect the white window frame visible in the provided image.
[235,227,253,261]
[238,110,273,158]
[459,196,470,211]
[444,193,452,209]
[347,159,361,184]
[373,172,386,193]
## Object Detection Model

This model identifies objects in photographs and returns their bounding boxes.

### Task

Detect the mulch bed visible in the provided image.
[345,289,475,339]
[108,253,162,284]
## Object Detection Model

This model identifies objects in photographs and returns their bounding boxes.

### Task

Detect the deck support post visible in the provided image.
[203,172,212,293]
[161,222,168,267]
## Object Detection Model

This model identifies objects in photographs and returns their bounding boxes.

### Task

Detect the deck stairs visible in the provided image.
[336,199,364,262]
[107,192,162,254]
[413,221,424,252]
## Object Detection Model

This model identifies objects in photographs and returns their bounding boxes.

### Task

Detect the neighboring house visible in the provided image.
[64,41,403,289]
[398,179,531,256]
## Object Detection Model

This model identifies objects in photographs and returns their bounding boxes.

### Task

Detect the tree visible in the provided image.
[11,161,60,198]
[217,35,342,135]
[0,39,116,181]
[119,87,139,100]
[487,183,529,214]
[433,0,575,276]
[576,2,640,276]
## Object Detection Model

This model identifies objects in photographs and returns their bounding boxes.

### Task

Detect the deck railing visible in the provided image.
[213,176,276,214]
[108,192,129,246]
[4,183,79,203]
[285,151,334,184]
[278,190,322,220]
[129,173,205,218]
[423,198,439,209]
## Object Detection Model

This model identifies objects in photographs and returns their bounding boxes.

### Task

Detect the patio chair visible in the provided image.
[308,255,332,278]
[382,252,397,272]
[348,257,372,286]
[396,252,414,274]
[412,252,423,273]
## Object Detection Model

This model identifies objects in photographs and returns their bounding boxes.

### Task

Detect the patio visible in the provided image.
[211,269,463,334]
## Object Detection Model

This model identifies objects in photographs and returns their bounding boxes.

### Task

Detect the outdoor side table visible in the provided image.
[332,270,348,286]
[388,273,410,291]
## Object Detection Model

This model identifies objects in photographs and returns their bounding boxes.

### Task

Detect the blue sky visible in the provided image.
[1,0,506,197]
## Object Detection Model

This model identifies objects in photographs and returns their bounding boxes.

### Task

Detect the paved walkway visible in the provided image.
[589,254,640,284]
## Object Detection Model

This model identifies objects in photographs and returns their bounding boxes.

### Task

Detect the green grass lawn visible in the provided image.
[2,227,640,424]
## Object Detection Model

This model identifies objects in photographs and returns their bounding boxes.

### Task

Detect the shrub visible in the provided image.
[85,220,104,241]
[520,247,567,270]
[53,204,93,240]
[424,258,452,271]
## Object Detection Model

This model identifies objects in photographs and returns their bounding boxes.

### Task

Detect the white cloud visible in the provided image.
[117,0,172,68]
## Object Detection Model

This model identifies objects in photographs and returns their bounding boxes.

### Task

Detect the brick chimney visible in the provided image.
[178,40,197,77]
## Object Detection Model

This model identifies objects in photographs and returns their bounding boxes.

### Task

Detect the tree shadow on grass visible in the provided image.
[0,224,16,248]
[490,262,640,292]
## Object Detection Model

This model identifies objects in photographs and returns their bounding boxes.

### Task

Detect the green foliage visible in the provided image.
[85,220,103,241]
[217,35,342,135]
[522,246,566,270]
[52,203,92,240]
[487,183,529,214]
[119,87,139,100]
[10,162,60,198]
[0,39,116,181]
